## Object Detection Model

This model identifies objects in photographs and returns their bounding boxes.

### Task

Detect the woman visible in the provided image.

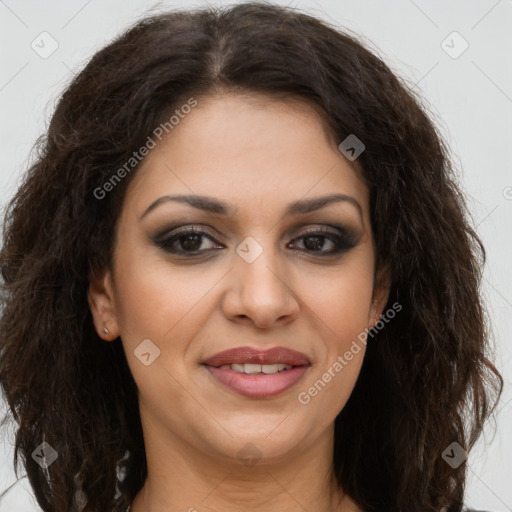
[0,2,503,511]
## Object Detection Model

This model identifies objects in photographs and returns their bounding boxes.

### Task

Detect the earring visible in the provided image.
[103,327,109,334]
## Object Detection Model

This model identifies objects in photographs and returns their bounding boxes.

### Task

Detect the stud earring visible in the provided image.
[103,327,109,334]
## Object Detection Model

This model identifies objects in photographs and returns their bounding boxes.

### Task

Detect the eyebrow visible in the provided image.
[139,193,363,222]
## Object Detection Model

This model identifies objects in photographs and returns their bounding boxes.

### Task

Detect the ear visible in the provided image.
[368,265,392,329]
[88,269,119,341]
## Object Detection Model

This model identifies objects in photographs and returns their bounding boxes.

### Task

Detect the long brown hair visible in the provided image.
[0,2,503,511]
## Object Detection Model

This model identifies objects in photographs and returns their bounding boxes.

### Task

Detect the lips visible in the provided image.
[202,346,310,367]
[202,346,311,398]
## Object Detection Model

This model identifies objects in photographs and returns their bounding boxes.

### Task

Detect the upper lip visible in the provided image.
[203,346,311,367]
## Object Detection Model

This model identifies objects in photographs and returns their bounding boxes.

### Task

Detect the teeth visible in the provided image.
[261,364,290,374]
[219,363,293,374]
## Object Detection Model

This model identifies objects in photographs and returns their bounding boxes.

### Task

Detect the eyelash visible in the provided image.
[154,225,359,257]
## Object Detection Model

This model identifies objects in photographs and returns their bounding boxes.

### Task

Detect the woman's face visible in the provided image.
[89,92,389,465]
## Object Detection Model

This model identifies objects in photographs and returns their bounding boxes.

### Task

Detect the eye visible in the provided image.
[287,226,359,255]
[154,226,222,255]
[154,224,360,257]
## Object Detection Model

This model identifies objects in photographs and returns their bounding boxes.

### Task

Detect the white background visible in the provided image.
[0,1,511,510]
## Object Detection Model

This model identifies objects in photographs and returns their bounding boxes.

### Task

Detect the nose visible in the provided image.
[220,238,300,329]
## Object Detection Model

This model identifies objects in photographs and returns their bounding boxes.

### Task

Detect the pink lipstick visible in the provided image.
[202,346,310,398]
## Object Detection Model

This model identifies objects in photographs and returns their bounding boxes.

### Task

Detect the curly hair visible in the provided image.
[0,2,503,511]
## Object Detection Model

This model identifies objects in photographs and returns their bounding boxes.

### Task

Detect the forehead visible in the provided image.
[124,92,369,226]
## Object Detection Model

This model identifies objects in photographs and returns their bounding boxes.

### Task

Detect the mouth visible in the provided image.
[215,362,295,374]
[202,346,311,398]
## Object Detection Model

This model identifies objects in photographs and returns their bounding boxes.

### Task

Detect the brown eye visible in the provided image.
[287,227,358,256]
[155,227,222,255]
[154,224,359,258]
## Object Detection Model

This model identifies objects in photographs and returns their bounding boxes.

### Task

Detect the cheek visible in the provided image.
[294,259,373,412]
[112,243,222,385]
[112,257,204,410]
[303,259,375,346]
[112,236,207,340]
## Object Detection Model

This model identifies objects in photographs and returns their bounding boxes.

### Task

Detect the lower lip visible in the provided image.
[204,365,309,398]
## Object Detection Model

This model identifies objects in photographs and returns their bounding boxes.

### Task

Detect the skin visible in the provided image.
[88,92,390,512]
